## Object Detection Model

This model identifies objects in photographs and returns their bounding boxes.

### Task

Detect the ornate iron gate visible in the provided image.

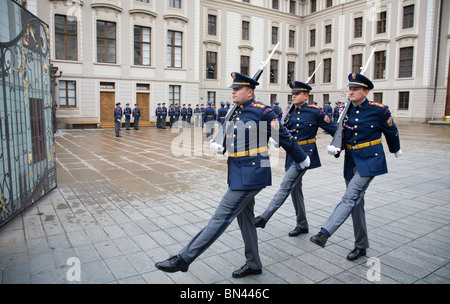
[0,0,57,227]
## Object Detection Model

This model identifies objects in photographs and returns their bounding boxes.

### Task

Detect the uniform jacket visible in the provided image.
[343,99,400,180]
[272,105,283,120]
[161,107,167,117]
[284,103,337,171]
[203,106,216,122]
[124,107,131,119]
[132,107,140,119]
[114,107,122,121]
[226,98,308,191]
[217,107,228,124]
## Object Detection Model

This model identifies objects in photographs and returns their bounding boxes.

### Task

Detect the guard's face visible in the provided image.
[232,86,253,105]
[348,87,369,104]
[292,92,308,106]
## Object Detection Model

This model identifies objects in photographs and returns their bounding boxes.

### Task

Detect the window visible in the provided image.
[398,92,409,110]
[169,0,181,9]
[326,0,333,7]
[352,54,362,73]
[399,47,413,78]
[377,11,387,34]
[208,91,216,105]
[354,17,363,38]
[270,94,277,105]
[270,59,278,83]
[97,20,116,63]
[208,15,217,36]
[323,58,331,83]
[289,30,295,48]
[29,98,47,164]
[271,27,278,44]
[403,5,414,29]
[287,61,295,84]
[167,31,182,68]
[55,15,77,60]
[134,26,151,66]
[311,0,316,13]
[325,25,332,44]
[289,1,296,14]
[169,85,181,106]
[310,29,315,47]
[242,21,250,40]
[59,80,76,107]
[373,93,383,103]
[206,52,217,79]
[323,94,329,105]
[272,0,279,10]
[136,0,149,3]
[308,61,316,84]
[374,51,386,79]
[241,56,250,75]
[243,0,249,3]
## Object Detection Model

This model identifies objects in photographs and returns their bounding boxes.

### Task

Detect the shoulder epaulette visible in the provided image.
[250,101,266,109]
[307,104,320,109]
[368,101,385,109]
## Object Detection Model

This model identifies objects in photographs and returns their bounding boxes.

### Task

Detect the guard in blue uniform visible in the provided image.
[194,104,202,127]
[310,73,402,261]
[255,81,337,236]
[132,104,140,130]
[168,105,175,128]
[123,103,131,130]
[272,101,283,120]
[323,101,333,121]
[217,101,227,125]
[203,101,216,139]
[155,72,311,278]
[333,101,340,122]
[114,102,122,137]
[174,104,181,127]
[181,104,187,126]
[161,103,167,129]
[186,104,193,127]
[155,103,162,128]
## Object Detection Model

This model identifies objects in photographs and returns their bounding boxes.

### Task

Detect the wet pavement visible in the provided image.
[0,122,449,284]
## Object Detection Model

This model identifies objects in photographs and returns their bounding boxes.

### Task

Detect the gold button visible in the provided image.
[296,130,299,133]
[375,153,378,156]
[356,111,360,114]
[371,125,374,128]
[353,140,357,143]
[309,124,312,126]
[355,125,358,129]
[355,118,359,121]
[297,118,300,120]
[355,133,358,136]
[296,124,300,126]
[297,111,300,114]
[294,137,297,139]
[236,117,240,121]
[252,162,255,165]
[234,125,237,129]
[239,111,242,114]
[310,149,313,152]
[233,134,236,138]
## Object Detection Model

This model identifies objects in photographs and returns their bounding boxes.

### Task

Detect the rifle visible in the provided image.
[212,42,280,153]
[329,48,376,158]
[280,61,322,126]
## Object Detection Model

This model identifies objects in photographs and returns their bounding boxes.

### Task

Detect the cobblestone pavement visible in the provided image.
[1,123,449,284]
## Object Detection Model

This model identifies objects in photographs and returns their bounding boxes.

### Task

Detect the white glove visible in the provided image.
[117,119,120,122]
[327,145,341,155]
[394,149,402,158]
[269,137,279,148]
[300,156,311,169]
[210,142,224,153]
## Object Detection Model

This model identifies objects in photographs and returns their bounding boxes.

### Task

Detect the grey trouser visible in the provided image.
[179,188,262,270]
[115,120,120,136]
[261,161,308,228]
[322,167,374,249]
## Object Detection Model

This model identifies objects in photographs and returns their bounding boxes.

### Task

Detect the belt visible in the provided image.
[346,138,381,150]
[228,146,268,158]
[297,138,316,145]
